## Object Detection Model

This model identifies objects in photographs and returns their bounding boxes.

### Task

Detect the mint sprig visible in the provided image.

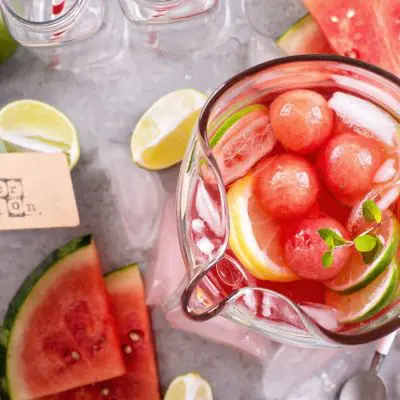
[362,200,382,224]
[319,200,382,268]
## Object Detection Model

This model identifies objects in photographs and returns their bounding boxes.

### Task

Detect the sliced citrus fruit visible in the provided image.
[227,174,298,281]
[326,259,399,324]
[165,373,213,400]
[130,89,207,170]
[0,13,18,64]
[325,211,400,294]
[210,104,276,186]
[0,100,80,169]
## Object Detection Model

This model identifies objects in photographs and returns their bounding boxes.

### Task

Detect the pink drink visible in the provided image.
[190,85,400,330]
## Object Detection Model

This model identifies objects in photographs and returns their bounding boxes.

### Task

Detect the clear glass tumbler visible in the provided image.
[0,0,116,70]
[118,0,218,24]
[177,55,400,348]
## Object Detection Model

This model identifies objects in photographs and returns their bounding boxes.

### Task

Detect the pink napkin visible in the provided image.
[146,197,275,361]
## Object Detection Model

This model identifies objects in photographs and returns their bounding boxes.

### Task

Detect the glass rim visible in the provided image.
[1,0,88,30]
[196,54,400,345]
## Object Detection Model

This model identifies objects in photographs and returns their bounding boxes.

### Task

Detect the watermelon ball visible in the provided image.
[318,133,382,206]
[253,154,319,219]
[283,217,352,281]
[269,89,333,155]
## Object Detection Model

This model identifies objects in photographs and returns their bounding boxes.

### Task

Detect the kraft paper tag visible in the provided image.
[0,153,80,230]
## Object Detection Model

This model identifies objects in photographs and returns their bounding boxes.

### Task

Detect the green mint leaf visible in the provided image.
[354,234,377,252]
[318,228,349,248]
[362,200,382,224]
[322,251,334,268]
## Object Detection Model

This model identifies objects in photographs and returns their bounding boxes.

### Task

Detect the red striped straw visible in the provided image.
[52,0,65,16]
[48,0,66,68]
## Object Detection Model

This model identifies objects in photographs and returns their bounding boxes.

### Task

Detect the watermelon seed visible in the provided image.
[71,351,80,361]
[124,345,133,354]
[346,9,356,19]
[129,331,140,342]
[330,16,339,23]
[101,388,110,396]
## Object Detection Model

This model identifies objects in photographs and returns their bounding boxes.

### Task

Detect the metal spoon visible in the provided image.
[339,331,397,400]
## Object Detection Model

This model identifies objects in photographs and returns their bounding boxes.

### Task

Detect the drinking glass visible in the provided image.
[0,0,125,71]
[118,0,217,24]
[177,55,400,348]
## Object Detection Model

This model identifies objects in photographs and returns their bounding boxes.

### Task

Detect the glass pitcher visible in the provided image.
[177,55,400,348]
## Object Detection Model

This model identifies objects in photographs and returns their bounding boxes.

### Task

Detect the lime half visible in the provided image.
[326,259,399,324]
[325,211,400,294]
[0,14,17,64]
[165,373,213,400]
[131,89,207,170]
[0,100,80,169]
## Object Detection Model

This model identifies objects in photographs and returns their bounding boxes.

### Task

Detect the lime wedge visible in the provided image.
[131,89,207,170]
[209,104,267,148]
[0,100,80,169]
[326,259,399,324]
[325,212,400,294]
[0,14,17,64]
[165,373,213,400]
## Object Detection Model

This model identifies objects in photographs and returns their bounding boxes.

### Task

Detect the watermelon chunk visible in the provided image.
[0,236,126,400]
[41,264,161,400]
[277,14,333,55]
[303,0,400,75]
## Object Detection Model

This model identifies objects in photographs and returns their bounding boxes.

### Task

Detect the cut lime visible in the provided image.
[325,211,400,294]
[209,104,267,148]
[0,100,80,169]
[326,259,399,324]
[131,89,207,170]
[165,373,213,400]
[0,14,17,64]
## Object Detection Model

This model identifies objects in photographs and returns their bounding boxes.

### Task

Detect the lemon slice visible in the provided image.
[0,100,80,169]
[131,89,207,170]
[165,373,213,400]
[227,174,298,281]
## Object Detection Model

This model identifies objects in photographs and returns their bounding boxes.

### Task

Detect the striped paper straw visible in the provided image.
[52,0,65,16]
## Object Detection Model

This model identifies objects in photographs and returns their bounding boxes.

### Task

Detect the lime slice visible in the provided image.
[326,259,399,324]
[0,100,80,169]
[130,89,207,170]
[325,211,400,294]
[209,104,267,148]
[0,14,17,64]
[165,373,213,400]
[227,174,298,281]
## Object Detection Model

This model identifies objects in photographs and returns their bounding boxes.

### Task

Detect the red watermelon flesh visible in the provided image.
[42,265,160,400]
[4,236,126,400]
[303,0,400,75]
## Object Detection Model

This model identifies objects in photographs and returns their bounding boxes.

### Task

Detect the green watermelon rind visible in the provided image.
[0,235,93,399]
[104,263,139,278]
[276,13,313,43]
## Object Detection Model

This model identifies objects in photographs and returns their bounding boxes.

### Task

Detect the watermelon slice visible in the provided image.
[303,0,400,75]
[0,236,126,400]
[277,14,333,55]
[41,264,161,400]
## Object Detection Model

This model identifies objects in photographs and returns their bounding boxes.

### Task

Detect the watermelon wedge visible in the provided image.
[277,14,333,55]
[0,236,126,400]
[41,264,161,400]
[303,0,400,75]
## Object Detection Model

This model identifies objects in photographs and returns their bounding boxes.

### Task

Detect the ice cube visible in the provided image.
[373,158,397,183]
[328,92,398,147]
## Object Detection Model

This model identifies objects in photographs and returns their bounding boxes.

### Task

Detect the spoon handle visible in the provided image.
[370,331,397,372]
